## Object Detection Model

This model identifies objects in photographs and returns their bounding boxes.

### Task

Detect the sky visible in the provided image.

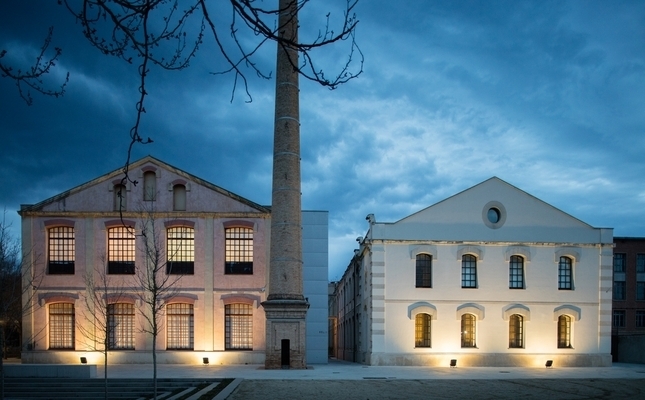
[1,1,644,281]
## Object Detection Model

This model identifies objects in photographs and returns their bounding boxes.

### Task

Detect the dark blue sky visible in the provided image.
[1,1,644,280]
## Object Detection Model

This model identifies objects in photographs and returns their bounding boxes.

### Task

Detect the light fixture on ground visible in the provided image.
[545,360,553,368]
[450,359,457,367]
[203,357,209,365]
[80,357,87,364]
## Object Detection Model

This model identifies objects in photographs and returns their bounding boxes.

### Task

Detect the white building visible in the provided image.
[334,177,613,367]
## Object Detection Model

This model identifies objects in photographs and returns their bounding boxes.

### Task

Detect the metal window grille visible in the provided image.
[461,255,477,288]
[108,227,136,274]
[108,303,135,350]
[614,253,626,272]
[613,310,626,328]
[509,314,523,348]
[636,311,645,328]
[225,227,253,274]
[613,281,626,300]
[414,313,431,347]
[557,315,571,348]
[637,254,645,273]
[225,304,253,350]
[48,226,75,274]
[509,255,524,289]
[415,254,432,288]
[167,227,194,274]
[461,314,476,348]
[49,303,75,349]
[558,257,573,290]
[167,303,194,350]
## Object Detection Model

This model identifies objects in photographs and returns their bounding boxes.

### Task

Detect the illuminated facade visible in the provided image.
[333,177,613,367]
[19,156,328,364]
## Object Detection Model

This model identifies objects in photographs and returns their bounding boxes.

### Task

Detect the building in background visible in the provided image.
[332,177,613,367]
[19,156,328,365]
[611,237,645,364]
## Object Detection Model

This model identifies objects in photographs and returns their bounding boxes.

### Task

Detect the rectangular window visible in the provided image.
[414,313,431,347]
[637,282,645,301]
[225,303,253,350]
[557,315,571,348]
[558,257,573,290]
[225,227,253,274]
[167,303,194,350]
[461,255,477,288]
[167,227,194,274]
[637,254,645,273]
[509,256,525,289]
[48,226,75,274]
[108,227,136,274]
[49,303,75,349]
[108,303,135,350]
[508,314,523,348]
[613,253,626,272]
[461,314,476,348]
[636,311,645,328]
[613,281,626,300]
[613,310,626,328]
[415,254,432,288]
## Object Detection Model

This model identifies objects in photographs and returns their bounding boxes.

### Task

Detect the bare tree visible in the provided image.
[78,258,129,400]
[0,26,69,105]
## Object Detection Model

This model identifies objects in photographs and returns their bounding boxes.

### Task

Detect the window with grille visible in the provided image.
[613,253,626,272]
[461,255,477,288]
[49,303,75,349]
[108,303,135,350]
[414,313,431,347]
[108,227,135,274]
[557,315,571,348]
[167,303,194,350]
[113,184,126,211]
[225,303,253,350]
[558,256,573,290]
[48,226,75,274]
[613,310,626,328]
[613,281,626,300]
[509,255,524,289]
[636,310,645,328]
[167,227,194,274]
[415,254,432,288]
[508,314,523,348]
[637,254,645,273]
[461,314,476,348]
[225,227,253,274]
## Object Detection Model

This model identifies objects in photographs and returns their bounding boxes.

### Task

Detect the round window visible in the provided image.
[482,201,506,229]
[487,208,500,224]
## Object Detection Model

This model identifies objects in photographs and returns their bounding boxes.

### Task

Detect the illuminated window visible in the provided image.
[48,226,75,274]
[225,303,253,350]
[613,281,626,300]
[167,227,194,274]
[108,227,135,274]
[509,314,523,348]
[415,313,431,347]
[636,310,645,328]
[143,171,156,201]
[415,254,432,288]
[638,282,645,301]
[108,303,135,350]
[613,310,626,328]
[461,255,477,288]
[557,315,572,348]
[225,227,253,274]
[173,184,186,211]
[509,255,524,289]
[613,253,626,272]
[637,254,645,273]
[461,314,476,348]
[167,303,194,350]
[113,183,126,211]
[49,303,75,349]
[558,256,573,290]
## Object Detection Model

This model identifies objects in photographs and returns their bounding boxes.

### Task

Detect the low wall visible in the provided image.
[4,364,97,378]
[20,350,266,365]
[368,352,612,367]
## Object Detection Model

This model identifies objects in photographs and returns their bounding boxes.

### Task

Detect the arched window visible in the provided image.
[509,255,524,289]
[509,314,523,348]
[415,313,431,347]
[167,227,195,274]
[108,303,135,350]
[173,184,186,211]
[225,227,254,274]
[143,171,156,201]
[461,255,477,288]
[48,226,75,275]
[225,303,253,350]
[558,315,572,348]
[558,257,573,290]
[108,226,135,274]
[415,254,432,288]
[113,183,127,211]
[49,303,75,349]
[461,314,476,348]
[167,303,194,350]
